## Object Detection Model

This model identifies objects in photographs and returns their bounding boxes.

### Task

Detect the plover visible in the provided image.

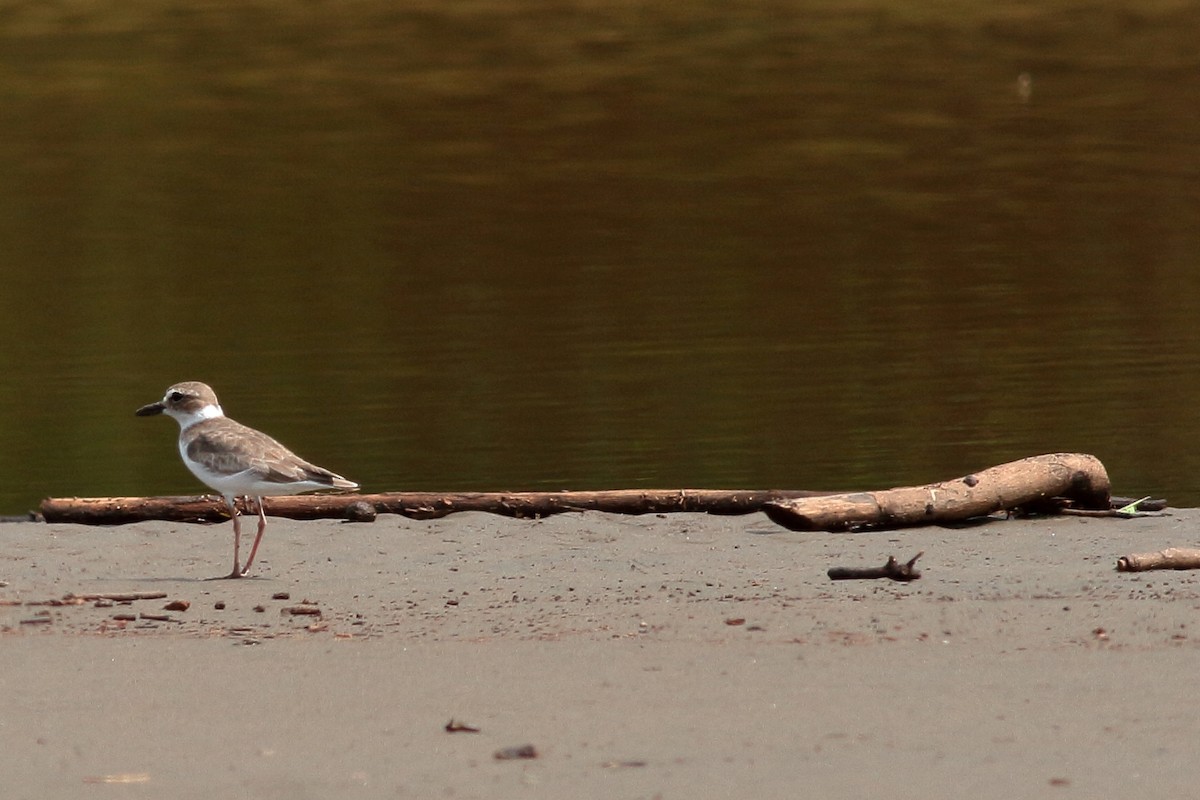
[136,381,358,578]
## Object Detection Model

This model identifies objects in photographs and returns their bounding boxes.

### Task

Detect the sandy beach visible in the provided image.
[2,507,1198,799]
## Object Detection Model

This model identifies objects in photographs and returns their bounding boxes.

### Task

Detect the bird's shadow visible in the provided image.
[97,575,274,583]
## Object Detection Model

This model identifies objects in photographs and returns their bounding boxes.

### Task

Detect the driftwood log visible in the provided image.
[39,489,831,525]
[763,453,1111,532]
[1116,548,1200,572]
[39,453,1115,530]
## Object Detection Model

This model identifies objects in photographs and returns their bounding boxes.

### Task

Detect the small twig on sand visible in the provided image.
[494,744,538,760]
[828,552,923,582]
[65,592,169,602]
[1063,496,1164,519]
[1116,547,1200,572]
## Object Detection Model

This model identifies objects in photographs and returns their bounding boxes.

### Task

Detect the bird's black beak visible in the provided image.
[136,402,165,417]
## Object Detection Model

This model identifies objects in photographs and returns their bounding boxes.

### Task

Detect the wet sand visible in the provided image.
[2,508,1198,798]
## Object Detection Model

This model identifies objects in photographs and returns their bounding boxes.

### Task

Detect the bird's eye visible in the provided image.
[168,391,184,402]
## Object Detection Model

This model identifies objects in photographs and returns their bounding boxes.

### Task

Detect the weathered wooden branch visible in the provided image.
[37,453,1120,530]
[39,489,832,525]
[1116,548,1200,572]
[763,453,1111,533]
[828,552,923,581]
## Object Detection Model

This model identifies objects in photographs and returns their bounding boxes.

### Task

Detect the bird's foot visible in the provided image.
[204,567,246,581]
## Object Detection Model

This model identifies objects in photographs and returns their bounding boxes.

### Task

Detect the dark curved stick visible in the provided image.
[828,552,923,582]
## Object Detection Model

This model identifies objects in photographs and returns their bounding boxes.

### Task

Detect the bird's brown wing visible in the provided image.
[186,420,347,486]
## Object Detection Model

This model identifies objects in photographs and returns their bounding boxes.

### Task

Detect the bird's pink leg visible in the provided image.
[240,497,268,576]
[209,497,244,580]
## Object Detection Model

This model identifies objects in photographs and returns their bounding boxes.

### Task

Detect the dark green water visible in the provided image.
[2,1,1199,513]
